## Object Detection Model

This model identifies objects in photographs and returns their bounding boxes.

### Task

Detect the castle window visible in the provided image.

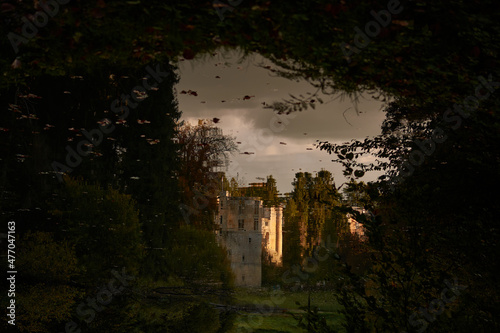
[254,201,259,215]
[242,255,245,261]
[249,237,251,243]
[254,218,258,230]
[238,219,244,230]
[265,221,269,227]
[220,216,223,224]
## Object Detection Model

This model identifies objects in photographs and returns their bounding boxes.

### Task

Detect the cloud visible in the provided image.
[176,50,387,193]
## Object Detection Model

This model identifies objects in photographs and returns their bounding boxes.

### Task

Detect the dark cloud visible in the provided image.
[177,50,386,193]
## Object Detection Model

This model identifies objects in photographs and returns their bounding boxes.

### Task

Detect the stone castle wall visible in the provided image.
[216,192,283,287]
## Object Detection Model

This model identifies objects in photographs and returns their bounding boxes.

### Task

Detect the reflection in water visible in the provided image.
[1,1,499,332]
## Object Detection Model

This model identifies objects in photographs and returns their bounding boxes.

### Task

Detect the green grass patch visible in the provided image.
[234,313,302,332]
[230,288,346,332]
[232,288,342,312]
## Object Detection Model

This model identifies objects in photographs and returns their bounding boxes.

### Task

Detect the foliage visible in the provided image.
[1,1,500,332]
[166,226,234,288]
[16,284,81,333]
[177,120,237,229]
[261,244,284,286]
[168,301,221,333]
[284,170,342,263]
[239,175,280,206]
[49,177,144,282]
[329,108,500,331]
[17,231,80,283]
[14,231,81,332]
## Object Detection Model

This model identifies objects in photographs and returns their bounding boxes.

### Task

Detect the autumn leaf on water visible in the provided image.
[97,119,111,126]
[147,139,160,145]
[180,90,198,96]
[392,20,411,27]
[18,94,42,99]
[181,24,195,31]
[213,2,231,8]
[8,104,21,113]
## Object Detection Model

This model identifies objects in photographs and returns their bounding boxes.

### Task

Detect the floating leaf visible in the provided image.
[354,170,365,178]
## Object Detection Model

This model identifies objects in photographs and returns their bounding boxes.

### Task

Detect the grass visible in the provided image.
[235,313,303,333]
[230,288,346,332]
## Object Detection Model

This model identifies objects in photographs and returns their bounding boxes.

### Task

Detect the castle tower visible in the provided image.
[216,192,263,287]
[216,191,284,286]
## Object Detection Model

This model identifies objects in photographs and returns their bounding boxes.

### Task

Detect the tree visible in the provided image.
[283,197,303,270]
[228,176,241,196]
[283,170,344,279]
[239,175,279,206]
[164,226,234,288]
[1,1,499,331]
[49,176,143,283]
[177,120,237,229]
[325,96,500,332]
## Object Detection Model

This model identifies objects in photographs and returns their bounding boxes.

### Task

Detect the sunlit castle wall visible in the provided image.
[347,206,368,240]
[261,206,283,265]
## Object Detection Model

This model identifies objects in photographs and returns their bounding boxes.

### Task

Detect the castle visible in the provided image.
[214,190,367,287]
[346,206,369,240]
[215,191,283,287]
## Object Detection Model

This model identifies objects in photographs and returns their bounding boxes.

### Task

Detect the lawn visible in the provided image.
[230,288,346,332]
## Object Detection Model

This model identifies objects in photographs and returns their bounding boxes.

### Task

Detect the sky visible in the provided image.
[175,50,387,194]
